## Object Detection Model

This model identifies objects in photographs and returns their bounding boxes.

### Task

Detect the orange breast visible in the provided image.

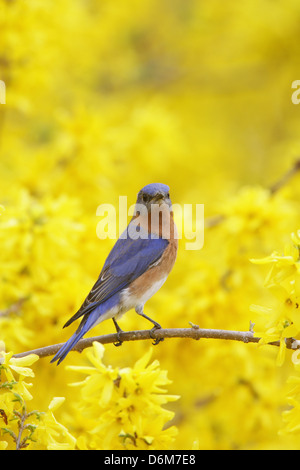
[129,213,178,301]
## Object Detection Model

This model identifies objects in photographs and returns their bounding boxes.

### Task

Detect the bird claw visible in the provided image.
[113,331,123,347]
[112,318,124,346]
[152,337,164,346]
[149,325,164,346]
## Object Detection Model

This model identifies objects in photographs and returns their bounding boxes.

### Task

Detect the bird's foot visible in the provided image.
[135,309,164,345]
[113,330,123,347]
[149,323,164,346]
[112,318,124,347]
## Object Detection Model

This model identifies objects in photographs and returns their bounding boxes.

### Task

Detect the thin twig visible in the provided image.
[12,326,300,361]
[269,158,300,195]
[205,158,300,229]
[0,297,28,318]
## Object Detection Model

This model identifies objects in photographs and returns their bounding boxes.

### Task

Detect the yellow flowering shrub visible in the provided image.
[68,344,178,450]
[250,231,300,444]
[282,360,300,437]
[1,0,300,450]
[0,344,75,449]
[251,230,300,365]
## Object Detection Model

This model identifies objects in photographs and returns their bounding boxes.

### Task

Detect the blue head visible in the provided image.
[136,183,172,210]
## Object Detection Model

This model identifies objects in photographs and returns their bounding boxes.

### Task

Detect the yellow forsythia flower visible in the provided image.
[0,346,75,449]
[251,231,300,365]
[67,343,179,450]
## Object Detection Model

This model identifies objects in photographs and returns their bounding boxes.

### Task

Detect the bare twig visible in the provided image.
[0,297,28,318]
[12,326,300,361]
[269,158,300,195]
[205,158,300,229]
[205,214,225,229]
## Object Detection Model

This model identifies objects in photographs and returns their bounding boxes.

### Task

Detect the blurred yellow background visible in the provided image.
[1,0,300,449]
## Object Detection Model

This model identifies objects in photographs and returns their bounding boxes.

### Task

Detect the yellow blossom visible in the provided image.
[67,343,179,450]
[0,347,75,449]
[32,398,76,450]
[250,232,300,365]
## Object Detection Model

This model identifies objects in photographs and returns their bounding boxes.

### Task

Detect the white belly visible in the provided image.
[120,275,167,312]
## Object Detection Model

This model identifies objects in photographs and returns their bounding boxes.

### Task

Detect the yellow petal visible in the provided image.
[49,397,65,411]
[0,441,8,450]
[92,342,105,362]
[134,348,153,372]
[9,365,35,377]
[10,354,39,367]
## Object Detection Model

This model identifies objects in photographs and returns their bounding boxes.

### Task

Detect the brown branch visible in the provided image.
[0,297,28,318]
[12,325,300,361]
[269,158,300,195]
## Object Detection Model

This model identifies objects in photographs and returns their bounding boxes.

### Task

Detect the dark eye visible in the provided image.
[167,193,170,198]
[142,193,150,203]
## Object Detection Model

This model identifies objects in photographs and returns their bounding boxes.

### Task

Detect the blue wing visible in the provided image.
[51,226,168,364]
[63,227,169,328]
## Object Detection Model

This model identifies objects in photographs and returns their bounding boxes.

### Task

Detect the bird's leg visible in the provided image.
[112,317,123,347]
[135,306,164,345]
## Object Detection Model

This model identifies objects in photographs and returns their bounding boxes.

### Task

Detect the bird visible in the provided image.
[51,183,178,364]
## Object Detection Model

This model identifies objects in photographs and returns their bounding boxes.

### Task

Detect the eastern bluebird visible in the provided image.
[51,183,178,364]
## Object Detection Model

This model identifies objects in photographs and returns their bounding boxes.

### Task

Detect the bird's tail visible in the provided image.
[50,311,99,365]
